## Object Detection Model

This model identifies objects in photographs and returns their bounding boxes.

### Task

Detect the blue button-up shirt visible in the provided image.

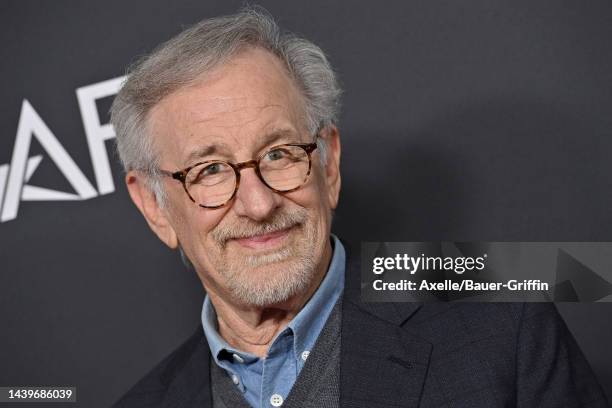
[202,235,345,408]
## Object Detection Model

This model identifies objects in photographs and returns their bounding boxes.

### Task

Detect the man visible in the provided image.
[111,8,608,408]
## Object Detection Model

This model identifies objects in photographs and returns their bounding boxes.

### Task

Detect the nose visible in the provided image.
[232,167,281,221]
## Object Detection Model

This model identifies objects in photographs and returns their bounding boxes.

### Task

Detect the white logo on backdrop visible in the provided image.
[0,76,125,223]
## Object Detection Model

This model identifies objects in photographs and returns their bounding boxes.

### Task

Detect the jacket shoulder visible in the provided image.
[409,302,608,407]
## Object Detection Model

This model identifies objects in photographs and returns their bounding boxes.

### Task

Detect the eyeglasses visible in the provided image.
[159,139,318,209]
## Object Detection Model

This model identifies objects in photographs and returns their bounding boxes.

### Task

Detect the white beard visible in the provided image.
[209,207,322,307]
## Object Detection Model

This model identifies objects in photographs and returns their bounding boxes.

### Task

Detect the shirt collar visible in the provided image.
[201,234,345,364]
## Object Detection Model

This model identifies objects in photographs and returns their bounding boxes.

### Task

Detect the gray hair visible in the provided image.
[110,6,342,204]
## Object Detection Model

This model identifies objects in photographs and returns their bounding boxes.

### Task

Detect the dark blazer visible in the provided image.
[114,249,609,407]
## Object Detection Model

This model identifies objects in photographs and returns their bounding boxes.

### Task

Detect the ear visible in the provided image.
[322,126,341,209]
[125,170,179,249]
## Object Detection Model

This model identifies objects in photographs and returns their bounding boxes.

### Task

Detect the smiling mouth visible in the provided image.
[233,227,294,250]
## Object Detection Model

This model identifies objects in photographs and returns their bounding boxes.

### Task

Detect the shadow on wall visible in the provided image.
[335,137,466,243]
[334,97,611,243]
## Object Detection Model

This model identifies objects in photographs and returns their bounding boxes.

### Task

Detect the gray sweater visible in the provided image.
[211,297,342,408]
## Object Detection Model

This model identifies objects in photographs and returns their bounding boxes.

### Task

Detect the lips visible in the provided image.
[233,227,292,250]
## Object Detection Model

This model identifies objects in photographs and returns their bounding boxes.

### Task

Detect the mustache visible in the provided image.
[211,208,308,245]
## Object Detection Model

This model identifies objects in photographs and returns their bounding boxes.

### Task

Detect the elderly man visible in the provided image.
[111,8,608,408]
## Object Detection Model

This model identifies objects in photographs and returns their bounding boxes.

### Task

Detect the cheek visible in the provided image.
[169,199,228,252]
[193,207,229,242]
[311,169,333,215]
[284,174,332,231]
[283,178,327,212]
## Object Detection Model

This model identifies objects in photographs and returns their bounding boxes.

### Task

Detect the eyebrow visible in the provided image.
[182,128,300,167]
[184,143,230,167]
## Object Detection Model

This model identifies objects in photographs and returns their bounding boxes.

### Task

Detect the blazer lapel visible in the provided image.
[340,244,432,408]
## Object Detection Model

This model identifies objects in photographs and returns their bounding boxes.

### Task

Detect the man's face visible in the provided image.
[136,48,341,307]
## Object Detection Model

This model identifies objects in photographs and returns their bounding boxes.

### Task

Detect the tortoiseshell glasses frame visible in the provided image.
[158,138,319,209]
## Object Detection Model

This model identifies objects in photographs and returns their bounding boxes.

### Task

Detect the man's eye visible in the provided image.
[265,148,289,161]
[203,163,222,175]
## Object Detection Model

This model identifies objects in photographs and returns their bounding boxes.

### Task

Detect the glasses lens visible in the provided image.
[186,162,235,207]
[259,145,310,191]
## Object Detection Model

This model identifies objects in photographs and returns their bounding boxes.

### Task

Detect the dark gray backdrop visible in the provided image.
[0,1,610,407]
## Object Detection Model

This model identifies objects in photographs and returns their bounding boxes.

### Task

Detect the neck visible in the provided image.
[207,239,333,357]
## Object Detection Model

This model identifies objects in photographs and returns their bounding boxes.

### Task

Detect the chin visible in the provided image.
[225,253,317,307]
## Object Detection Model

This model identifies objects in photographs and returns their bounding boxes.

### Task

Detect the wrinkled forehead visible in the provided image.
[147,47,309,167]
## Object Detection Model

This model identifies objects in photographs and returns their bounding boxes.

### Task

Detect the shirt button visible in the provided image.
[301,350,310,361]
[270,394,284,407]
[233,354,245,363]
[231,374,240,385]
